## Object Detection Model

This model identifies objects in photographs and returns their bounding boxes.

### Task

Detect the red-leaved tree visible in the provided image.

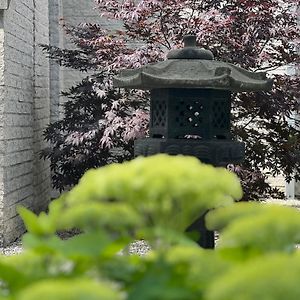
[41,0,300,200]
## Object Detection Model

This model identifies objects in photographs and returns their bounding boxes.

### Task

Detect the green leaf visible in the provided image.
[22,233,61,254]
[23,232,117,259]
[56,202,142,234]
[206,253,300,300]
[65,154,242,238]
[16,278,123,300]
[18,207,57,236]
[127,259,195,300]
[0,260,27,292]
[54,232,114,258]
[17,207,44,236]
[208,203,300,256]
[206,202,265,231]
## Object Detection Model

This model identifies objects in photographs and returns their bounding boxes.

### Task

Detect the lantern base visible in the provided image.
[134,138,244,166]
[186,212,215,249]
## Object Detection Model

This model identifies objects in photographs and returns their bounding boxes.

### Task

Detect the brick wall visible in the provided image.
[49,0,62,123]
[0,0,50,245]
[33,0,51,214]
[60,0,101,92]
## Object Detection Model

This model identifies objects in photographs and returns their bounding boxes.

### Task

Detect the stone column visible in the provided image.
[285,63,300,200]
[285,116,300,200]
[32,0,51,214]
[48,0,62,123]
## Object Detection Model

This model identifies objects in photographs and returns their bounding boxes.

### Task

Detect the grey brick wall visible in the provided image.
[0,0,109,244]
[0,0,50,245]
[33,0,51,215]
[60,0,101,92]
[0,9,6,246]
[49,0,62,123]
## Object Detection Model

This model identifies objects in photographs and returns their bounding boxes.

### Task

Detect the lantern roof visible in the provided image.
[114,35,273,92]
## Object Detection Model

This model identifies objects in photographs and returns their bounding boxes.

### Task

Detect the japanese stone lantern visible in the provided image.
[114,35,273,248]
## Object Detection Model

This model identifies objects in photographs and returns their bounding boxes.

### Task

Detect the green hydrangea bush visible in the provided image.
[1,155,300,299]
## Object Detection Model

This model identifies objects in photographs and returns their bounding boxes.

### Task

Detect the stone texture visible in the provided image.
[60,0,121,92]
[0,0,10,10]
[115,59,273,91]
[0,0,50,245]
[48,0,62,123]
[135,139,245,166]
[115,36,273,91]
[60,0,100,93]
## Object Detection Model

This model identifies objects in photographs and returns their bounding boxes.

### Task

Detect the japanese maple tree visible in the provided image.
[41,0,300,200]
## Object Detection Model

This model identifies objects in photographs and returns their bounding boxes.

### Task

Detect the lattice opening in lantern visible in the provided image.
[212,101,228,129]
[152,101,167,127]
[174,98,205,128]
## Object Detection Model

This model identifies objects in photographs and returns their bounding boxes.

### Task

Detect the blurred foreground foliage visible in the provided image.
[2,155,300,299]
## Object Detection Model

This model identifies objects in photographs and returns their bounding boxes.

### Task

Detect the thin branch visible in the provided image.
[257,38,271,56]
[253,65,283,72]
[239,115,258,130]
[159,9,172,50]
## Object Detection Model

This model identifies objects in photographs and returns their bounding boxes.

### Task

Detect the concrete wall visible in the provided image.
[49,0,62,123]
[0,0,50,245]
[60,0,100,92]
[32,0,51,216]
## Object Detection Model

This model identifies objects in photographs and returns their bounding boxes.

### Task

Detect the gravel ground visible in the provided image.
[0,232,152,257]
[0,239,23,256]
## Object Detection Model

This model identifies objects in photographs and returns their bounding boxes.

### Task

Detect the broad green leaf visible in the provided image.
[23,232,116,259]
[17,207,56,236]
[16,278,123,300]
[127,259,196,300]
[208,203,300,256]
[54,232,115,258]
[206,253,300,300]
[56,202,142,234]
[206,202,265,231]
[0,260,27,293]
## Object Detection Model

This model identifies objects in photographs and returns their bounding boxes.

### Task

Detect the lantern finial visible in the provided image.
[183,35,197,47]
[167,35,214,60]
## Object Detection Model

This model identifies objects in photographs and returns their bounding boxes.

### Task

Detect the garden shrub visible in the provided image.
[206,253,300,300]
[1,154,300,299]
[207,203,300,256]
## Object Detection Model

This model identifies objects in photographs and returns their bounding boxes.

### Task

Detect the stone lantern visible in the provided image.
[114,35,273,248]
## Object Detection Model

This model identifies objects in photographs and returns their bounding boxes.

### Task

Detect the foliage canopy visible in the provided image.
[41,0,300,198]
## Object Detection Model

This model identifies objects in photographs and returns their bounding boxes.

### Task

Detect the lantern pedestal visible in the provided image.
[135,139,244,166]
[135,138,244,248]
[186,212,215,249]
